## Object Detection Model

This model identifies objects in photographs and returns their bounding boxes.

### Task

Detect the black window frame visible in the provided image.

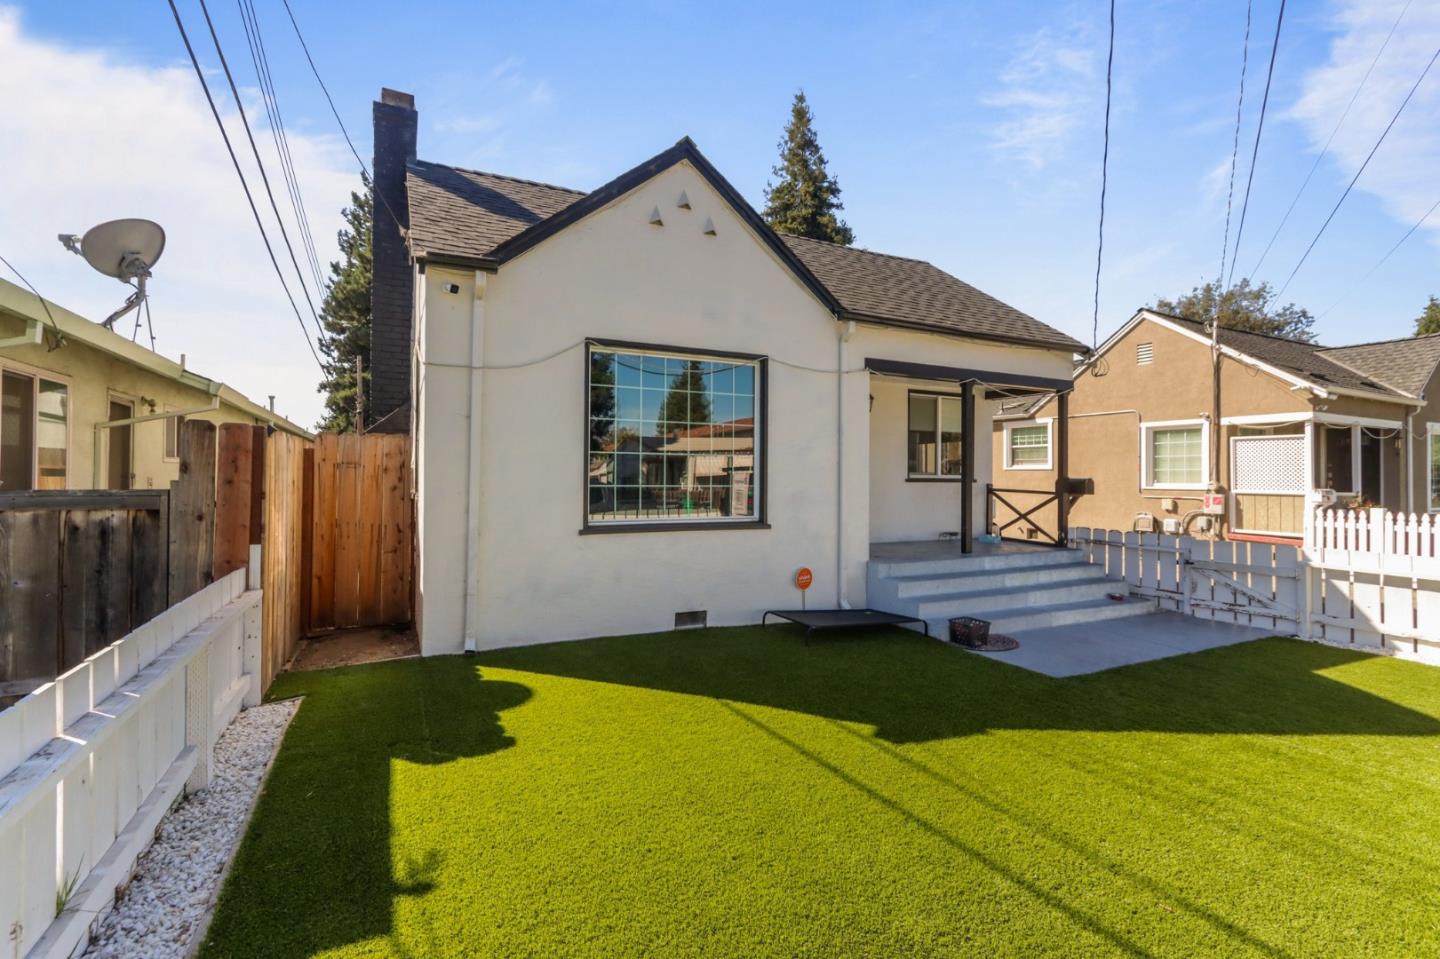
[581,338,769,534]
[905,388,965,483]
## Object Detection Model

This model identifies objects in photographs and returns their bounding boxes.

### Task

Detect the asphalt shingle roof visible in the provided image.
[405,160,584,261]
[1157,313,1407,400]
[1318,335,1440,399]
[403,153,1085,354]
[779,235,1086,352]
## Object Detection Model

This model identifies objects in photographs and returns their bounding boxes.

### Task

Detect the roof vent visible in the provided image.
[1136,342,1153,365]
[648,206,664,227]
[676,190,691,209]
[675,610,707,629]
[702,217,717,236]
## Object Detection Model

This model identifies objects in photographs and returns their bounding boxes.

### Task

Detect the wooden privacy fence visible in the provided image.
[0,566,260,959]
[307,432,412,632]
[1071,517,1440,667]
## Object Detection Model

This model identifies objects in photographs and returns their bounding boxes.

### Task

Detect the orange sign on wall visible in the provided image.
[794,567,813,590]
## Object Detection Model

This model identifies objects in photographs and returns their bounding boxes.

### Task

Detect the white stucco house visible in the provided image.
[367,89,1087,655]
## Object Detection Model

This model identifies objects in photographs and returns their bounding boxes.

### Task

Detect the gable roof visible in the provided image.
[403,138,1085,355]
[1318,334,1440,399]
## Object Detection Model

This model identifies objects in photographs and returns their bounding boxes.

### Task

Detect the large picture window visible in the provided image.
[908,392,962,479]
[1142,421,1205,489]
[587,344,761,526]
[0,367,68,491]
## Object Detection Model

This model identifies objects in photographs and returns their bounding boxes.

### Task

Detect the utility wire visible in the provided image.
[0,253,64,348]
[1319,194,1440,319]
[194,0,326,346]
[237,0,327,296]
[165,0,322,369]
[1248,0,1412,280]
[1277,43,1440,298]
[1091,0,1115,350]
[1217,0,1252,289]
[279,0,405,234]
[1226,0,1286,289]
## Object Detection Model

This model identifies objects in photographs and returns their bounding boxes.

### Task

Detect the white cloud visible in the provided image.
[0,6,360,429]
[980,26,1099,170]
[1291,0,1440,238]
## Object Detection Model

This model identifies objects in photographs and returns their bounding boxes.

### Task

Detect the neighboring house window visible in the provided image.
[1136,342,1153,365]
[1430,426,1440,512]
[0,368,68,491]
[164,408,186,461]
[1005,421,1051,470]
[908,392,963,479]
[586,344,761,526]
[1142,421,1206,489]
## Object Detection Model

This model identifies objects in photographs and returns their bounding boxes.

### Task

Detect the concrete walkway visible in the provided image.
[966,611,1277,677]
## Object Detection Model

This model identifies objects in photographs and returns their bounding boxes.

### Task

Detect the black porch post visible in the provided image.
[961,381,975,553]
[1055,390,1071,547]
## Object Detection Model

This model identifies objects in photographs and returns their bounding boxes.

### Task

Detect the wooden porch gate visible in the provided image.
[306,433,413,633]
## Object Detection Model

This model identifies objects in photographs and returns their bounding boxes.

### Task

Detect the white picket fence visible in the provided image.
[1072,514,1440,666]
[0,562,263,959]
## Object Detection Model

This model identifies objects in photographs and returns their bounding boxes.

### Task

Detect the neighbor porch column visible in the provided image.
[961,381,974,553]
[1056,390,1070,547]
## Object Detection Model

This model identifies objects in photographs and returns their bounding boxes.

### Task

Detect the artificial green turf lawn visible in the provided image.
[199,631,1440,958]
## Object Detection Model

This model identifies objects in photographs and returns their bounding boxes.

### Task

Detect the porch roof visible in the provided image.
[863,357,1073,395]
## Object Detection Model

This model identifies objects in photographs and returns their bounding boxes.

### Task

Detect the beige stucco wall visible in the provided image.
[413,159,1074,653]
[0,310,279,490]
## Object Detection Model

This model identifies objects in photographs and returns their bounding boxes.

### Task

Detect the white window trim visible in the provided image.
[1427,423,1440,513]
[1139,418,1209,490]
[0,359,73,491]
[1003,418,1052,471]
[162,404,182,463]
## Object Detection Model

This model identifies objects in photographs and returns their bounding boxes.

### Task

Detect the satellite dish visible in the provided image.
[58,218,166,337]
[78,218,166,281]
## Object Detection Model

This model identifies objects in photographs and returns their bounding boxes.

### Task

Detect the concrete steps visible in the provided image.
[867,545,1156,640]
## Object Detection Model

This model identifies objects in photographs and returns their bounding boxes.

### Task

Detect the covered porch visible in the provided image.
[864,357,1075,556]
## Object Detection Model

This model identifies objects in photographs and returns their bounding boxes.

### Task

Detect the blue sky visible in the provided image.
[2,1,1437,427]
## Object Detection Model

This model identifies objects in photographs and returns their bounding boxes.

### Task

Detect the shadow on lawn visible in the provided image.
[475,628,1440,744]
[199,658,532,959]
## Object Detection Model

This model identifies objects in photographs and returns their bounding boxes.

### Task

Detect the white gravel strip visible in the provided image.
[83,698,300,959]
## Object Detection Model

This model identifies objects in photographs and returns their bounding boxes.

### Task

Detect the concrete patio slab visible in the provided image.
[964,611,1277,677]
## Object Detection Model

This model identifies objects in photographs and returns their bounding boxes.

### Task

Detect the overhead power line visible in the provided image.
[194,0,326,347]
[278,0,405,234]
[1216,0,1253,289]
[1319,194,1440,319]
[1091,0,1115,350]
[1226,0,1286,289]
[165,0,322,370]
[0,253,64,347]
[1277,43,1440,298]
[1248,0,1412,280]
[236,0,327,297]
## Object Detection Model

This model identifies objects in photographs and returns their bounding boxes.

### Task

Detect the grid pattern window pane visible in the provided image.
[588,347,757,523]
[908,393,963,478]
[1150,427,1201,485]
[1010,425,1048,465]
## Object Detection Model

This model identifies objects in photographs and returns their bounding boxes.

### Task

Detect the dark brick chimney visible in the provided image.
[369,88,417,431]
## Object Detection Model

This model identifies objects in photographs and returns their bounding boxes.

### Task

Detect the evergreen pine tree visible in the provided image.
[763,91,854,245]
[1414,295,1440,336]
[316,176,373,432]
[658,361,711,434]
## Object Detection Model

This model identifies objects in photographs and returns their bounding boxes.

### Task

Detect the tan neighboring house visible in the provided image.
[990,308,1440,543]
[0,278,312,492]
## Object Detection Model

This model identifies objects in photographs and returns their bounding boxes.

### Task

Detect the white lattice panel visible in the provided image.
[1231,434,1306,493]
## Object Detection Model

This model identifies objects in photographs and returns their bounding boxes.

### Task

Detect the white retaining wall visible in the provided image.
[0,566,263,959]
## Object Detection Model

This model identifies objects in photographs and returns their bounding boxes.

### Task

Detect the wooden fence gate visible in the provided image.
[306,433,412,632]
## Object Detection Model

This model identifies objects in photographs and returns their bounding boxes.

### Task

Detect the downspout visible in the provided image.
[836,318,855,608]
[463,272,487,652]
